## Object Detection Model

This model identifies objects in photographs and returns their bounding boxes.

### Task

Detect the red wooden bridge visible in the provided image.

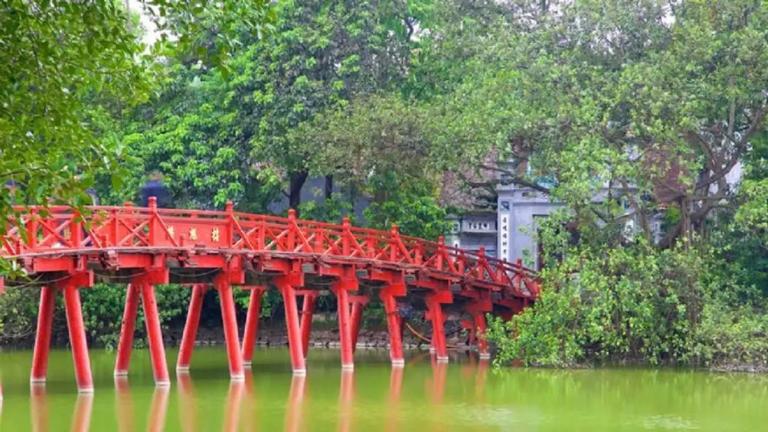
[0,198,539,392]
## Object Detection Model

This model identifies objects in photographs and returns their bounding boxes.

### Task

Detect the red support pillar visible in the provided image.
[299,293,316,359]
[63,281,93,392]
[336,284,354,371]
[217,278,244,381]
[474,313,490,359]
[241,287,265,367]
[114,284,140,377]
[141,283,170,386]
[277,278,306,375]
[380,290,404,367]
[426,296,448,363]
[177,284,206,373]
[350,301,365,354]
[30,286,56,384]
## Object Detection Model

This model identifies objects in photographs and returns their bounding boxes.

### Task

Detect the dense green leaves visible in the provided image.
[1,0,148,228]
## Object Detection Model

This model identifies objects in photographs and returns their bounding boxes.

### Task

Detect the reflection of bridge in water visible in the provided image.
[1,200,536,392]
[14,357,490,431]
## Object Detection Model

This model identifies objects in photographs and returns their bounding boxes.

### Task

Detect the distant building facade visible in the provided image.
[447,186,561,269]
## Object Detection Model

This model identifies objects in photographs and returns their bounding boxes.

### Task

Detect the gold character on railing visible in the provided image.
[211,228,220,242]
[189,228,198,241]
[168,226,175,239]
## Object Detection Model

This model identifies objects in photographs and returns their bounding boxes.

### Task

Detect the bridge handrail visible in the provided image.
[1,204,539,297]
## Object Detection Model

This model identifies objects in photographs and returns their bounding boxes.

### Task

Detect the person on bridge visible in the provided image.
[4,180,18,203]
[140,171,172,208]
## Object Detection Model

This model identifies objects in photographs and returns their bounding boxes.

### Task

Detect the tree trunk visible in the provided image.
[289,170,308,211]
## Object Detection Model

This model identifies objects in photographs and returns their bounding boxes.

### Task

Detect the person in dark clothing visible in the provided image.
[85,188,99,205]
[140,171,172,208]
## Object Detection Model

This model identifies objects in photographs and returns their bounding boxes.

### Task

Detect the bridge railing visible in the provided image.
[1,203,539,298]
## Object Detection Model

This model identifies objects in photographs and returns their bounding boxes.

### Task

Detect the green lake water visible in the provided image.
[0,347,766,431]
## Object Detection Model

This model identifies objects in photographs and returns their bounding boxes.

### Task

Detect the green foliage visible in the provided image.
[0,1,149,243]
[427,0,768,246]
[80,284,191,349]
[109,62,283,210]
[233,289,282,320]
[1,0,274,275]
[0,286,41,343]
[489,237,706,367]
[298,193,354,223]
[489,211,768,369]
[232,0,415,206]
[364,174,450,239]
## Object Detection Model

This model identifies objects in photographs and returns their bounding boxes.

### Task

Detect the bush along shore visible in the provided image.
[487,232,768,373]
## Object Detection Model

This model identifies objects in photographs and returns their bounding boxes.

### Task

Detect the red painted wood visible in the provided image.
[63,282,93,392]
[242,287,265,365]
[141,283,170,385]
[277,278,306,374]
[2,203,541,391]
[217,277,244,380]
[114,283,140,376]
[299,293,316,359]
[1,204,539,303]
[381,290,404,366]
[336,284,354,370]
[350,301,365,354]
[30,286,56,383]
[427,296,448,363]
[177,284,206,372]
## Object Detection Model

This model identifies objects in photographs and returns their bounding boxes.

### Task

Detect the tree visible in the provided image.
[293,93,450,237]
[229,0,416,209]
[1,0,274,262]
[1,1,148,228]
[429,0,768,246]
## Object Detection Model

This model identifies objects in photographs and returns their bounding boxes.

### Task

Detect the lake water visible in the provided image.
[0,347,766,431]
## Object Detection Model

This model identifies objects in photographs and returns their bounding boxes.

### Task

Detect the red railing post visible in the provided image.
[70,209,82,248]
[341,217,351,256]
[256,217,266,250]
[225,201,234,247]
[110,208,119,246]
[26,207,38,249]
[436,235,446,271]
[287,209,297,250]
[477,246,487,280]
[314,227,324,253]
[389,225,399,262]
[148,197,158,246]
[114,283,140,376]
[242,287,266,367]
[30,285,56,384]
